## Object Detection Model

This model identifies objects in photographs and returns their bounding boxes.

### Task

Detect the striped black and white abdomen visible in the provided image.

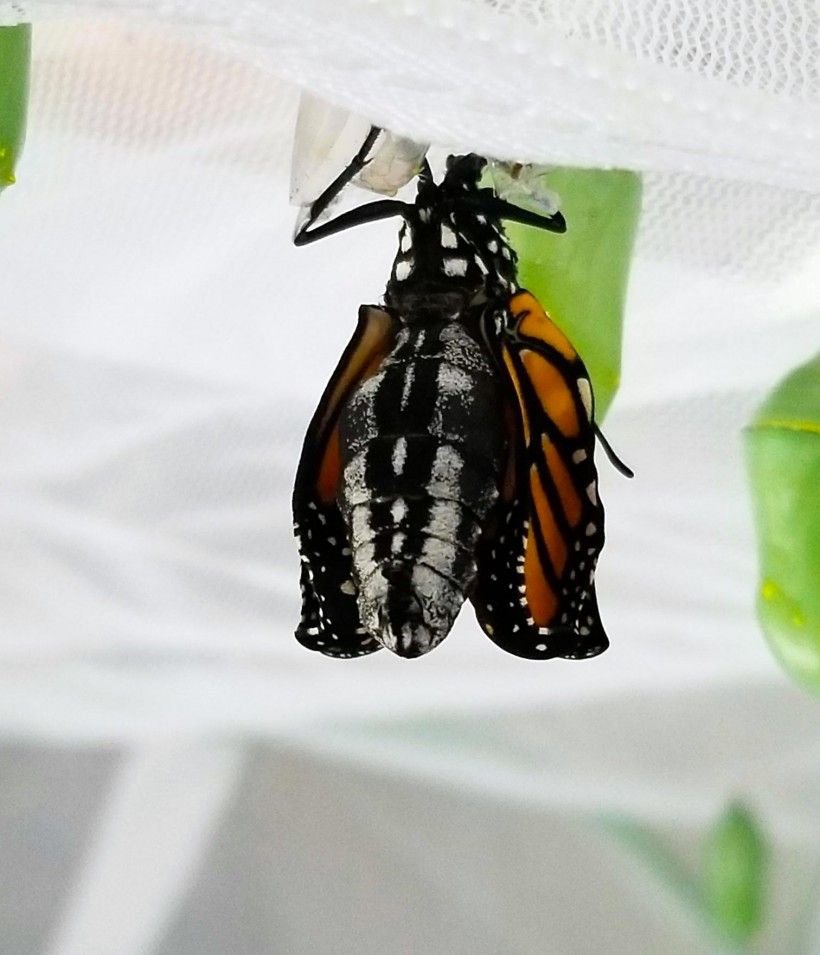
[337,321,503,657]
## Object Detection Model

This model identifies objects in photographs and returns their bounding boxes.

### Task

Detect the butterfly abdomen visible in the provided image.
[337,321,503,656]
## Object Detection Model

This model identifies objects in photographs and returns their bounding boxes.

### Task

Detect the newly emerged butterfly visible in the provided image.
[292,133,631,659]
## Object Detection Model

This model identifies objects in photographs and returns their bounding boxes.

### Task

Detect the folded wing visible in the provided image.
[472,291,609,660]
[293,305,397,657]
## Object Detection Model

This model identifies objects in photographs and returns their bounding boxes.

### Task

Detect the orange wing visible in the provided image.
[472,291,609,659]
[293,305,397,657]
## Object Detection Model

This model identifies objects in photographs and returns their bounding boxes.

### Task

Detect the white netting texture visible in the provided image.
[490,0,819,99]
[2,0,819,281]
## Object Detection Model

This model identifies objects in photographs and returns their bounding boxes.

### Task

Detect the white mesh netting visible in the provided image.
[3,0,819,281]
[489,0,819,97]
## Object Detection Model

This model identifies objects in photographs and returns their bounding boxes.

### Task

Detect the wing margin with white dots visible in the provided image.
[471,290,609,661]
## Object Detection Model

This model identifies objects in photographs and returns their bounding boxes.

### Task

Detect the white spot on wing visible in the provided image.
[577,378,593,419]
[395,260,412,281]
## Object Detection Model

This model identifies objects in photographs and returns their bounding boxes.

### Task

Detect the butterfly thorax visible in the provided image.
[384,160,518,319]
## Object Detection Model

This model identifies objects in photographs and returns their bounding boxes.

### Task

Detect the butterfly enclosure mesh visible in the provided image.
[3,0,819,284]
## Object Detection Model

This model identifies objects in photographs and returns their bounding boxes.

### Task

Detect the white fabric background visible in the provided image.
[0,8,818,955]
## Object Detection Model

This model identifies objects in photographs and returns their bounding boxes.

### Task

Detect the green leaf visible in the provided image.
[0,24,31,192]
[744,353,820,694]
[601,813,703,919]
[703,802,767,945]
[503,168,642,420]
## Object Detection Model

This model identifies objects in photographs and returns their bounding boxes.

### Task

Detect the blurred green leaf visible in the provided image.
[0,23,31,192]
[745,353,820,694]
[703,802,767,945]
[601,813,703,917]
[504,168,642,420]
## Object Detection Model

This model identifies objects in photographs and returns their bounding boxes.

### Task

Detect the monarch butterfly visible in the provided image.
[292,133,631,659]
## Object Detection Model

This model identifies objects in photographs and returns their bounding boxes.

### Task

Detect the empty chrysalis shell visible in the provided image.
[745,353,820,693]
[289,92,428,211]
[488,161,561,218]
